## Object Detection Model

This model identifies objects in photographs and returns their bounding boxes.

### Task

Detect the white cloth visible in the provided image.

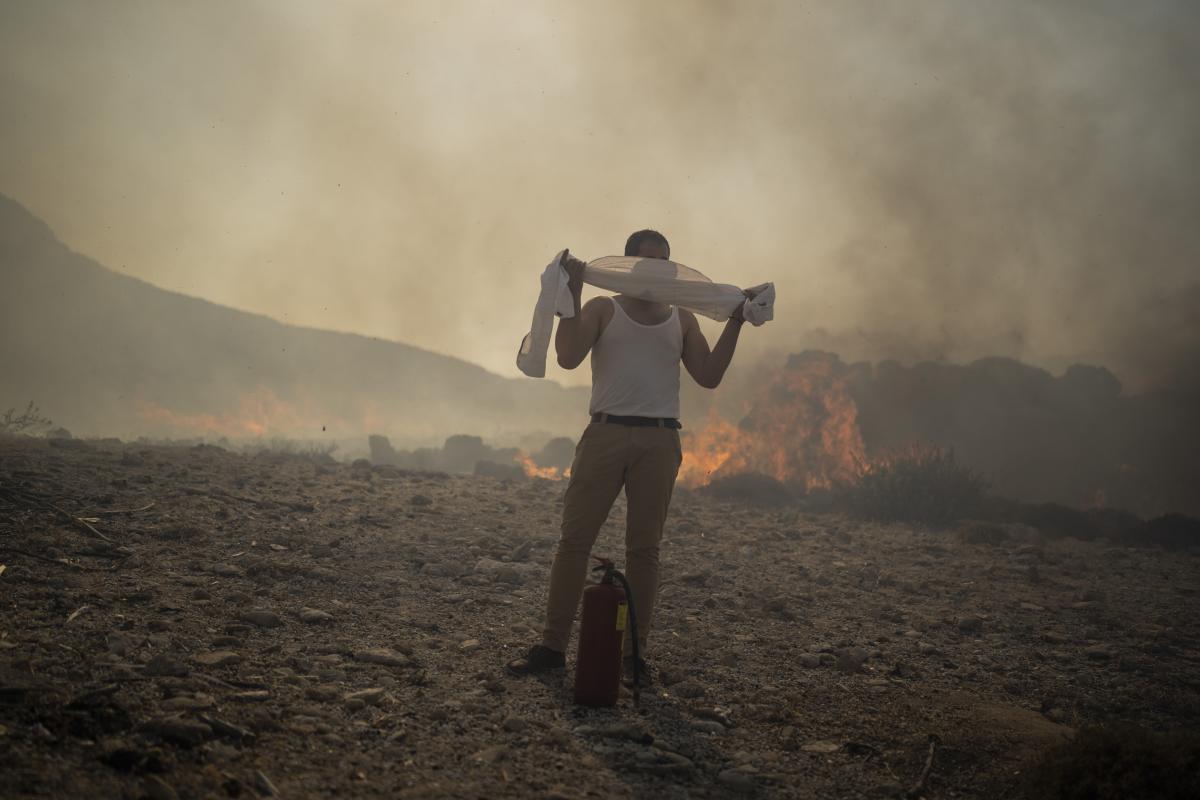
[516,250,775,378]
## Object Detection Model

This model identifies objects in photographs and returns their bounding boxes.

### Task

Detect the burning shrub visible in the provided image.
[838,445,988,524]
[1023,724,1200,800]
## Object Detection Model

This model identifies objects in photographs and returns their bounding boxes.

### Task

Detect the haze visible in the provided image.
[2,0,1197,390]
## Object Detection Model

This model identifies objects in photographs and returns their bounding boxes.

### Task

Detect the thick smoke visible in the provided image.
[1,1,1197,391]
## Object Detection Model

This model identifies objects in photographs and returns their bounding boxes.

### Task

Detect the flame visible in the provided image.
[137,386,336,438]
[517,451,569,480]
[679,352,868,490]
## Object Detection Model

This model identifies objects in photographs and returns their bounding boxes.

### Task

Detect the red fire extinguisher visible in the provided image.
[575,558,641,707]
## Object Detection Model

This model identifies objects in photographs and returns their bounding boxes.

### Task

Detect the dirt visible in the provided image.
[1,435,1198,799]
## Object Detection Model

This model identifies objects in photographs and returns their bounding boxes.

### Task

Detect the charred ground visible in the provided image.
[2,436,1198,798]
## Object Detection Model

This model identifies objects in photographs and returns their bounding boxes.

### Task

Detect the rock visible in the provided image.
[231,690,271,702]
[508,541,534,562]
[474,557,535,585]
[503,716,529,733]
[211,564,243,577]
[670,680,706,699]
[717,769,757,793]
[690,720,726,734]
[459,639,481,652]
[1084,645,1114,660]
[918,642,938,656]
[471,744,508,764]
[143,716,213,747]
[420,562,459,578]
[799,653,822,668]
[299,608,334,624]
[239,610,282,628]
[144,654,190,677]
[306,685,340,702]
[957,615,984,633]
[194,651,240,667]
[353,648,409,668]
[802,741,841,753]
[835,647,869,674]
[161,694,215,712]
[345,688,386,706]
[143,775,178,800]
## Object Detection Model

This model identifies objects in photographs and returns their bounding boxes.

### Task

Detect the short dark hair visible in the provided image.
[624,229,670,257]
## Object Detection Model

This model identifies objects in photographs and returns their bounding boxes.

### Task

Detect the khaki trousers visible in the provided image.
[541,422,682,655]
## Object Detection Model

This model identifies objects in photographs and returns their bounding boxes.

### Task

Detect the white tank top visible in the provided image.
[588,297,682,418]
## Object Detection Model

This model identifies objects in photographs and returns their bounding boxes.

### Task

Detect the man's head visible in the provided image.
[624,229,670,260]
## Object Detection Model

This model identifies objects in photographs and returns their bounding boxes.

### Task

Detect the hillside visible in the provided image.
[0,194,587,444]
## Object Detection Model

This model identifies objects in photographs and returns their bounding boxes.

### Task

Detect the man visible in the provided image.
[508,229,756,679]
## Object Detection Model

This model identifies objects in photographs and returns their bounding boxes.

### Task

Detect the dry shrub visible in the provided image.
[1024,724,1200,800]
[839,445,989,524]
[1,401,53,434]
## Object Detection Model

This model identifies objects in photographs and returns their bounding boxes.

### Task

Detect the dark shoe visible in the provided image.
[507,645,565,676]
[622,655,653,688]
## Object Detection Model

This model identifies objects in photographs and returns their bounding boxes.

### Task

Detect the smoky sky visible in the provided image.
[2,0,1197,391]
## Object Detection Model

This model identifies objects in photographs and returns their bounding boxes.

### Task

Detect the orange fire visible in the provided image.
[137,386,335,438]
[517,451,569,480]
[679,352,868,490]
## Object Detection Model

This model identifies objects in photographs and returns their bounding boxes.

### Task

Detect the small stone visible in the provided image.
[191,588,212,601]
[353,648,409,668]
[239,610,282,628]
[802,741,841,753]
[690,720,726,734]
[144,654,190,677]
[918,642,938,656]
[231,691,271,702]
[1019,602,1044,611]
[957,616,983,633]
[144,716,212,747]
[471,744,508,764]
[161,694,215,712]
[211,564,243,577]
[194,651,240,667]
[503,716,529,733]
[717,769,756,793]
[799,653,821,668]
[459,639,481,652]
[1084,645,1113,660]
[299,608,334,624]
[345,688,386,706]
[835,647,869,674]
[670,680,706,699]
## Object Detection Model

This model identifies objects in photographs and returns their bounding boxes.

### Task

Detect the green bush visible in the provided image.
[1024,724,1200,800]
[839,445,989,524]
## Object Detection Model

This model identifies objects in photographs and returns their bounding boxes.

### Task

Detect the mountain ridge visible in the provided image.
[0,193,588,444]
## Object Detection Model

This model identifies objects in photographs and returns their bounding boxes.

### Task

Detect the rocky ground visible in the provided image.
[1,435,1198,799]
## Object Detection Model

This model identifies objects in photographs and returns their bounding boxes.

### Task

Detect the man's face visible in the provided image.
[637,240,670,260]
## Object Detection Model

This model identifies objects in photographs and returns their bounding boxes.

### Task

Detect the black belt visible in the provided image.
[592,413,681,430]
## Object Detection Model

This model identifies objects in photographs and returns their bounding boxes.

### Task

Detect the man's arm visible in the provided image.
[681,287,761,388]
[681,309,743,389]
[555,252,605,369]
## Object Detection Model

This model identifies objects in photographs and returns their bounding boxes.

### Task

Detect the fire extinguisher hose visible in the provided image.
[609,568,641,704]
